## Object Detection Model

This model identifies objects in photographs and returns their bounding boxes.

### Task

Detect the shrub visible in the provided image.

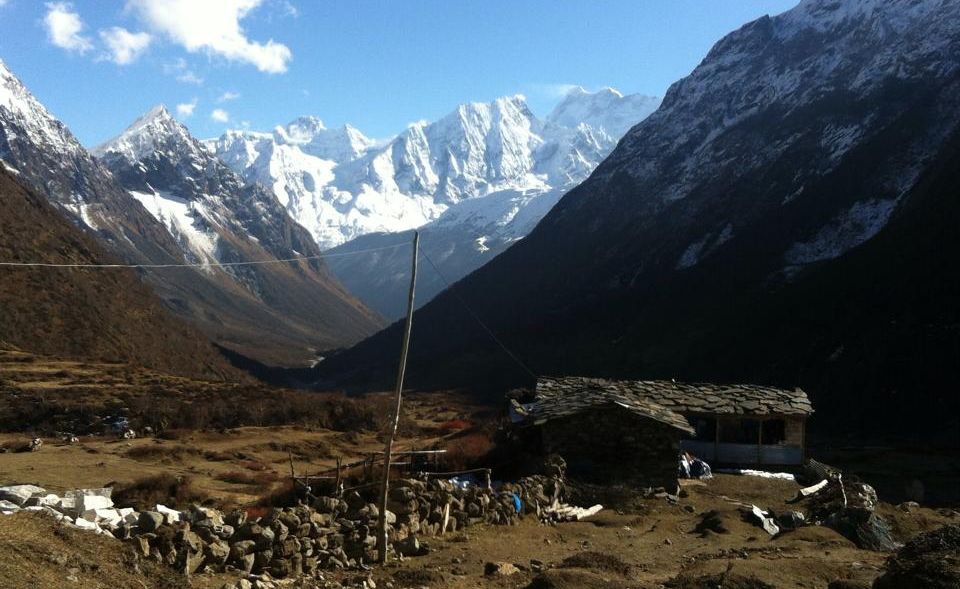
[438,419,472,432]
[112,474,211,510]
[125,444,200,461]
[0,440,32,453]
[442,431,495,471]
[254,479,302,507]
[215,470,279,486]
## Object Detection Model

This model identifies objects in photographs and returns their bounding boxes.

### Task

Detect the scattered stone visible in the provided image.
[873,524,960,589]
[826,581,872,589]
[746,505,780,536]
[393,535,428,557]
[485,561,520,576]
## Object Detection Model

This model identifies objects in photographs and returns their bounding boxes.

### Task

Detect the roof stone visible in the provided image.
[517,378,695,434]
[535,376,814,417]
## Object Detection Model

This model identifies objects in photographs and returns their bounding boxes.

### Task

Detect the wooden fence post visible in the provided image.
[376,231,419,564]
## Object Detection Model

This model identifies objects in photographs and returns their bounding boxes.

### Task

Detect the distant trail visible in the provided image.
[0,241,411,269]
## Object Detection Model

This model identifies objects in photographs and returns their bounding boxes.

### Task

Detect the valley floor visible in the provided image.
[0,349,957,588]
[0,474,956,589]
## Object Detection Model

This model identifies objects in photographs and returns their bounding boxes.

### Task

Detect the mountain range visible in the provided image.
[317,0,960,439]
[210,88,660,317]
[1,60,382,367]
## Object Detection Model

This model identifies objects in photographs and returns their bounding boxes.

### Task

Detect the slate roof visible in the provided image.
[513,378,695,435]
[535,376,814,417]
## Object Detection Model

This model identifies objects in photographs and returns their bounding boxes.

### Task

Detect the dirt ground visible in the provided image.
[1,474,956,589]
[0,395,475,507]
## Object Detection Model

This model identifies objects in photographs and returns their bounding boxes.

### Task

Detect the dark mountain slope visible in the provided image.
[0,168,237,379]
[318,0,960,439]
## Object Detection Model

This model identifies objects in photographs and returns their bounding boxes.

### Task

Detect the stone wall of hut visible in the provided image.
[540,408,680,490]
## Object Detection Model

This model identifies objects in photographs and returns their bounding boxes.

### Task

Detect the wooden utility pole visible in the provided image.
[376,230,420,564]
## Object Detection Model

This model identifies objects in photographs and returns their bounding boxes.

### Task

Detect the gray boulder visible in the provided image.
[138,511,164,533]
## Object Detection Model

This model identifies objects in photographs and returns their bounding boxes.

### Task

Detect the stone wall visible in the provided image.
[540,407,680,490]
[1,475,568,582]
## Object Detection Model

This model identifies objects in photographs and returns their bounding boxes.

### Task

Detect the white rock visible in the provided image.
[0,500,21,513]
[35,494,61,507]
[72,517,100,532]
[0,484,46,506]
[156,504,181,523]
[85,508,122,526]
[79,495,114,512]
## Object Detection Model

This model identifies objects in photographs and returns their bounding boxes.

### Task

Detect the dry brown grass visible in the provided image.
[112,474,212,510]
[442,430,495,471]
[0,349,385,436]
[215,470,280,486]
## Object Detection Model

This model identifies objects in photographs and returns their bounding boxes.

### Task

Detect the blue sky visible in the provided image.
[0,1,799,146]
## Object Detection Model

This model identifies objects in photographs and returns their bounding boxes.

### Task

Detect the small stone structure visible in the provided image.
[525,376,814,466]
[510,379,695,489]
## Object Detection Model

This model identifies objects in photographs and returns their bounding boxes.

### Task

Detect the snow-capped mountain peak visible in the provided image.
[1,58,88,165]
[93,104,198,165]
[274,116,374,162]
[210,88,660,250]
[547,86,661,138]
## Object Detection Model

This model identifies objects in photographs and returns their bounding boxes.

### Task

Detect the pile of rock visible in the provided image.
[873,524,960,589]
[0,484,130,534]
[800,476,899,551]
[0,475,560,579]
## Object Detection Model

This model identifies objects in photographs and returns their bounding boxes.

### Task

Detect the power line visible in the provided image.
[0,241,411,269]
[420,249,537,380]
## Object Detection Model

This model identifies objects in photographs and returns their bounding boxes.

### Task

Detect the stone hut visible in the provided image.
[525,377,814,467]
[510,378,694,489]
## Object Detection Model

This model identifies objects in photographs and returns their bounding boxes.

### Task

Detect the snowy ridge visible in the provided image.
[96,105,323,268]
[593,0,960,272]
[210,88,661,249]
[0,59,96,205]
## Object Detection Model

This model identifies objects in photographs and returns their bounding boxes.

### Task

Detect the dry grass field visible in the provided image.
[1,348,957,589]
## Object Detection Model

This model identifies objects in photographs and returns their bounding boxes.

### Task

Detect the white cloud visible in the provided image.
[0,1,11,8]
[127,0,293,74]
[532,83,582,99]
[43,2,94,53]
[218,90,240,102]
[176,99,198,117]
[177,70,204,85]
[163,58,204,85]
[99,27,152,65]
[210,108,230,123]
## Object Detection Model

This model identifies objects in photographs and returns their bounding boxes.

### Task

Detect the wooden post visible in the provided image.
[376,231,419,564]
[714,417,721,463]
[757,418,763,465]
[335,456,343,497]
